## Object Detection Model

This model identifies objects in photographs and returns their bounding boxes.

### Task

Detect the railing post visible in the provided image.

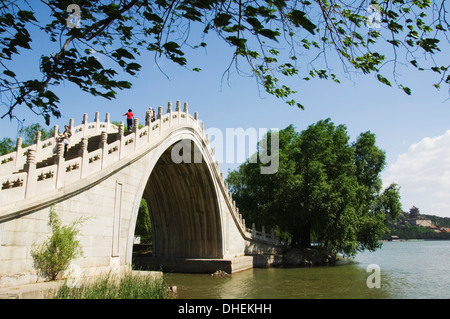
[69,118,74,134]
[82,114,88,137]
[167,101,172,126]
[176,100,181,124]
[158,106,163,135]
[157,106,163,120]
[133,118,139,150]
[94,111,100,134]
[99,131,108,168]
[53,125,59,138]
[55,142,65,188]
[183,102,188,123]
[105,113,110,132]
[14,137,22,169]
[35,131,41,151]
[145,110,152,143]
[118,122,125,160]
[117,121,124,141]
[24,149,37,199]
[79,137,89,179]
[99,131,108,149]
[145,110,151,127]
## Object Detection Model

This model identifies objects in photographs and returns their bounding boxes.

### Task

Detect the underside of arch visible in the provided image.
[142,139,223,259]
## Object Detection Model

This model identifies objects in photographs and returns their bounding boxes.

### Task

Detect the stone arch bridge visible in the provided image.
[0,101,282,287]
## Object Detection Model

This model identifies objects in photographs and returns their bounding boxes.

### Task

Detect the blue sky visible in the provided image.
[1,4,450,217]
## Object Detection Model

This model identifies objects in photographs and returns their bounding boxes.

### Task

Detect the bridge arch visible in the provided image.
[127,131,224,264]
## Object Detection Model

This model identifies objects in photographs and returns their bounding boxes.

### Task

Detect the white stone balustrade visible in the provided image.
[0,113,116,175]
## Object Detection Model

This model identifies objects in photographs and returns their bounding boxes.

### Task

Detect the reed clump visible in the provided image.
[54,271,169,299]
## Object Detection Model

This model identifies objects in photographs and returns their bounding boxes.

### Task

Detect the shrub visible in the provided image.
[31,206,88,281]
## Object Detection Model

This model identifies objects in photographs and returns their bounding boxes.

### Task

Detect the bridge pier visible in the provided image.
[133,256,255,274]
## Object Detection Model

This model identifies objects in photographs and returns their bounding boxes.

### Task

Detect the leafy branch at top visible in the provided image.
[0,0,449,124]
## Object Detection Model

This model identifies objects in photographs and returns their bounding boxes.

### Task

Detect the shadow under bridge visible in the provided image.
[135,139,227,272]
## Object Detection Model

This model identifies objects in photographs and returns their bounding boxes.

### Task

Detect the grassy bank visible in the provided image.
[54,271,169,299]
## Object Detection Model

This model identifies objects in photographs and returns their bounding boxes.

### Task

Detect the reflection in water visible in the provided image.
[165,241,450,299]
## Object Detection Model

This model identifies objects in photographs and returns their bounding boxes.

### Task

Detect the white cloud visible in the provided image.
[383,130,450,217]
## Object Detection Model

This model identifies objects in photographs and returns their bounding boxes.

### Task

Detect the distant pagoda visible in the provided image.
[409,206,421,219]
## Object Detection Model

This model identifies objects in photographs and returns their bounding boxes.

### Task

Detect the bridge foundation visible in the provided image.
[133,256,255,274]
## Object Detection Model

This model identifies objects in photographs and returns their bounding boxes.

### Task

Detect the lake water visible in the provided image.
[164,240,450,299]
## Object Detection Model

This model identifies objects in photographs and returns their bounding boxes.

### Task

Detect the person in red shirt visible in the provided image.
[123,109,134,131]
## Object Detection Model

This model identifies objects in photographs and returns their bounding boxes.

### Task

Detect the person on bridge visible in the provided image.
[149,107,155,122]
[58,125,72,155]
[123,109,134,131]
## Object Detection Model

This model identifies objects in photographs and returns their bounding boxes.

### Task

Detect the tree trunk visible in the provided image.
[291,229,301,247]
[300,222,311,248]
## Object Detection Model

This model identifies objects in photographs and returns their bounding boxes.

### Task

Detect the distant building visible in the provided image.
[405,218,432,227]
[415,219,433,227]
[429,225,440,232]
[409,206,421,219]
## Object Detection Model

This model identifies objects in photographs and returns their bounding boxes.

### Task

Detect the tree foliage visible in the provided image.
[226,120,402,256]
[136,198,152,245]
[0,136,14,155]
[0,0,448,123]
[0,123,54,155]
[30,206,88,281]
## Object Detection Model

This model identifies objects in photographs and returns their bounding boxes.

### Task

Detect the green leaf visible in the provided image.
[417,38,440,53]
[162,41,181,52]
[258,29,280,41]
[376,74,391,86]
[17,10,37,22]
[125,62,141,75]
[226,36,247,49]
[214,13,232,28]
[401,86,412,95]
[143,11,164,23]
[113,48,134,60]
[3,70,16,77]
[246,17,263,30]
[288,10,316,34]
[297,103,305,110]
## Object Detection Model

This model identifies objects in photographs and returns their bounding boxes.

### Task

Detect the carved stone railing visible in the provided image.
[0,101,279,245]
[0,112,117,175]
